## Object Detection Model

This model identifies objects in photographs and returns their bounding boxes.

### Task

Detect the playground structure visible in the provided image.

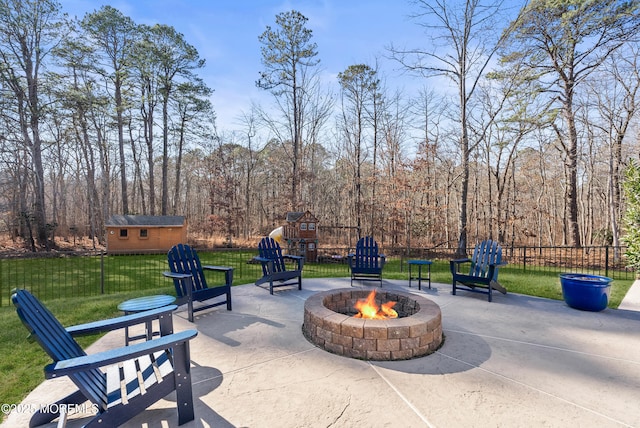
[270,211,319,261]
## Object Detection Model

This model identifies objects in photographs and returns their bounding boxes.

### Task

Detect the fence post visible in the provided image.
[522,246,527,272]
[100,251,105,294]
[605,246,609,278]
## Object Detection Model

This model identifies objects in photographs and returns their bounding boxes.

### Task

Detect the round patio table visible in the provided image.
[118,294,176,345]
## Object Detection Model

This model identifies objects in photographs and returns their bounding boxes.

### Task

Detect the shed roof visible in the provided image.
[105,215,185,227]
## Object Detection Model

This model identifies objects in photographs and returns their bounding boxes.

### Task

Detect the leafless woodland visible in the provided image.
[1,1,639,252]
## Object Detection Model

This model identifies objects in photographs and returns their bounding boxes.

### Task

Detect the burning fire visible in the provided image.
[354,290,398,319]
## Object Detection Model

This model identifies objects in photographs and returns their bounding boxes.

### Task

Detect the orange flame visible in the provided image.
[354,290,398,319]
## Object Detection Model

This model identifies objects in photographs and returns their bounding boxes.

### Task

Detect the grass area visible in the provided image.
[0,289,174,419]
[0,258,634,423]
[0,251,633,306]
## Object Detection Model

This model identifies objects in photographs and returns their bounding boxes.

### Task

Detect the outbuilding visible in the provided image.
[105,215,187,254]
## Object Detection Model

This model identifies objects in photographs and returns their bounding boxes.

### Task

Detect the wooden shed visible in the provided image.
[105,215,187,254]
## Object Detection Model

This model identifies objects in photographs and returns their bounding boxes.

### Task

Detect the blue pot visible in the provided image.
[559,273,612,312]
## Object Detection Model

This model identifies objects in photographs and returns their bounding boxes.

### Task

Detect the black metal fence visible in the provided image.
[397,245,633,279]
[0,245,634,307]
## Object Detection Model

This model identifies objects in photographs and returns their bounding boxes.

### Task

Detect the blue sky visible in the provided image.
[62,0,426,133]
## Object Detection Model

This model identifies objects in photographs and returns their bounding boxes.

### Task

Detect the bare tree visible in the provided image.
[257,10,320,211]
[171,80,213,215]
[477,60,542,242]
[237,108,263,239]
[53,33,108,246]
[502,0,640,247]
[588,43,640,253]
[378,89,411,246]
[146,24,205,215]
[390,0,514,256]
[0,0,67,249]
[338,64,380,235]
[82,6,138,215]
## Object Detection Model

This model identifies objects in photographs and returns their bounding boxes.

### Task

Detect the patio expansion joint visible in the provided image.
[367,362,436,428]
[434,349,633,427]
[192,346,319,387]
[445,328,640,366]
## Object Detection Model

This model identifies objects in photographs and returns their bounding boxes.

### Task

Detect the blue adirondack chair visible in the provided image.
[255,237,304,295]
[450,239,507,302]
[348,236,386,286]
[164,243,233,322]
[12,289,197,427]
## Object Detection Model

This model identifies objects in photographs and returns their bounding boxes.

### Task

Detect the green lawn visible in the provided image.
[1,290,163,418]
[0,260,634,423]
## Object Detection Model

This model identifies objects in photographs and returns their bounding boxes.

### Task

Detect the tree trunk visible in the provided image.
[115,76,129,214]
[564,101,582,248]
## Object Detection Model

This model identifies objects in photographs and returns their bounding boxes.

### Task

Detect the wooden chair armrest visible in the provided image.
[162,271,192,280]
[283,255,304,270]
[45,329,198,378]
[450,258,471,274]
[347,253,355,267]
[202,265,233,272]
[66,305,178,337]
[486,261,506,271]
[203,265,234,285]
[163,271,195,301]
[255,257,275,274]
[486,262,507,276]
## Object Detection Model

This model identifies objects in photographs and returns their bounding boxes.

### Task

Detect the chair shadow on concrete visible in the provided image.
[59,364,233,428]
[142,363,236,428]
[179,309,287,347]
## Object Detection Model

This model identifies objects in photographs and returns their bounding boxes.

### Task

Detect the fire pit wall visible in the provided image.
[303,288,443,361]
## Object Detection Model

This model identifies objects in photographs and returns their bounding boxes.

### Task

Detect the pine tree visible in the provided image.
[623,160,640,275]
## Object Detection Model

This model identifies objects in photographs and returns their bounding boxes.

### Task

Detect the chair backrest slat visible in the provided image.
[167,244,209,297]
[354,236,381,269]
[469,240,502,280]
[12,290,107,409]
[258,237,287,274]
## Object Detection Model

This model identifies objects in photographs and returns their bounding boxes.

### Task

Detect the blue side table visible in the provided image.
[407,260,433,290]
[118,295,176,344]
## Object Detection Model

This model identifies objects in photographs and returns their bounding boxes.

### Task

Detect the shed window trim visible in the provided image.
[119,229,128,239]
[139,229,148,239]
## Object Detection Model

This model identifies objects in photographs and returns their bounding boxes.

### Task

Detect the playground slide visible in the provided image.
[269,226,283,243]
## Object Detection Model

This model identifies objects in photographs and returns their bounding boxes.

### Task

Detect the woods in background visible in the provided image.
[0,0,639,252]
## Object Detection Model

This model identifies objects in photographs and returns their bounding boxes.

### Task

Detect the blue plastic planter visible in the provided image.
[559,273,612,312]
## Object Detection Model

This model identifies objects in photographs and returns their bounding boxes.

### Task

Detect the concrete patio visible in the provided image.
[4,277,640,427]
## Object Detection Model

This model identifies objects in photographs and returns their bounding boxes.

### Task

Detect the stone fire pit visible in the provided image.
[302,288,442,360]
